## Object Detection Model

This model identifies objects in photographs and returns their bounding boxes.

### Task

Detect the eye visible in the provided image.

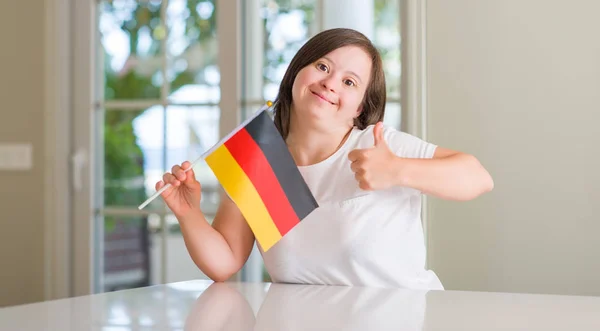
[344,79,356,87]
[316,63,329,72]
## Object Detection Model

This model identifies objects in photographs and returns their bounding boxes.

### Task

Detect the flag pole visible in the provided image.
[138,101,274,210]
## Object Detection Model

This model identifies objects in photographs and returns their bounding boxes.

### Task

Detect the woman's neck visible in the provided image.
[286,120,353,166]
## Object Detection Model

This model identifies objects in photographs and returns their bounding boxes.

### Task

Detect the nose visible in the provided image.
[321,75,337,92]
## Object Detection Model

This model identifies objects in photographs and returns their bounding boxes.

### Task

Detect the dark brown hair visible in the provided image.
[273,28,386,139]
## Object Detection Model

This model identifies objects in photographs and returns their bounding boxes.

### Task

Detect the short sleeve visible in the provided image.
[383,125,437,159]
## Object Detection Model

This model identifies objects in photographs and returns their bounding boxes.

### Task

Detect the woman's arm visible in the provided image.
[349,123,493,201]
[160,161,255,282]
[178,191,256,282]
[393,147,494,201]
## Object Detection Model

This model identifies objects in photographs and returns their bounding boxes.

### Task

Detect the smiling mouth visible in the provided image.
[311,91,335,105]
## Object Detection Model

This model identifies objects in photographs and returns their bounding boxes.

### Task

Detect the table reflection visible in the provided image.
[183,282,256,330]
[185,282,428,331]
[2,280,599,330]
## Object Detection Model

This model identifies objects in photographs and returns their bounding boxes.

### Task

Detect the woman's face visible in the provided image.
[291,45,372,131]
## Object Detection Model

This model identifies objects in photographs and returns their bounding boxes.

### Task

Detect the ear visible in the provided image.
[355,105,363,117]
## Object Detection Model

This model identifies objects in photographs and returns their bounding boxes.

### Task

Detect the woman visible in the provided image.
[156,28,494,290]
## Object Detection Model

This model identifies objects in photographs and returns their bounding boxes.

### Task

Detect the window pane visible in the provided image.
[261,0,317,102]
[163,106,219,284]
[96,1,222,294]
[165,105,221,216]
[384,102,401,129]
[374,0,401,99]
[102,214,156,292]
[104,108,165,211]
[99,0,166,100]
[165,214,211,283]
[167,0,219,104]
[241,103,272,121]
[248,0,401,114]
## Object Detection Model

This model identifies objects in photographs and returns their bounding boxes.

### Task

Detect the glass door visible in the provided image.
[94,0,223,292]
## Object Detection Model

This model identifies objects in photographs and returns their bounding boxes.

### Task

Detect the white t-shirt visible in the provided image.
[260,124,444,290]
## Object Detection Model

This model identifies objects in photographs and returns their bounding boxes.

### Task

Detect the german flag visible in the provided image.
[205,108,318,251]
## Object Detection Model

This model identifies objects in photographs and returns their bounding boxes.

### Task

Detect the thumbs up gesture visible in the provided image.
[348,122,400,191]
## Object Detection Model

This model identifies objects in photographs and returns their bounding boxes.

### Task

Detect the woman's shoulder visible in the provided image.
[351,123,408,147]
[352,123,437,158]
[353,122,408,136]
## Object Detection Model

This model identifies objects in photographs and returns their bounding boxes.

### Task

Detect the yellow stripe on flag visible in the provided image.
[205,145,282,251]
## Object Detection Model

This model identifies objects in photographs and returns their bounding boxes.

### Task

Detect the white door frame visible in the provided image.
[44,0,98,299]
[71,0,96,297]
[43,0,73,301]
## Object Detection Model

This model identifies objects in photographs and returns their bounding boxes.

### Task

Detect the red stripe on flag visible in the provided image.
[224,128,300,236]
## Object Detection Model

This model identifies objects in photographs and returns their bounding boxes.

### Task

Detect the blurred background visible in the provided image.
[1,0,599,308]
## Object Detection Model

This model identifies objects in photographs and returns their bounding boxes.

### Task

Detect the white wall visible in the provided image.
[425,0,600,296]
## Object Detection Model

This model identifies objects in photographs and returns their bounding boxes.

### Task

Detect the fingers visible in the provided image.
[348,149,359,162]
[354,173,373,191]
[171,164,186,181]
[354,173,363,185]
[158,161,197,191]
[162,171,181,187]
[350,160,358,173]
[348,149,368,162]
[354,173,368,190]
[155,179,174,197]
[350,160,365,174]
[181,161,197,184]
[171,161,197,181]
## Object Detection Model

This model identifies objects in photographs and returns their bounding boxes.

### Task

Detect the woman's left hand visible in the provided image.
[348,122,402,191]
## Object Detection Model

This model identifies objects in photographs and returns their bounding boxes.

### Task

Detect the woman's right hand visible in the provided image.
[156,161,202,218]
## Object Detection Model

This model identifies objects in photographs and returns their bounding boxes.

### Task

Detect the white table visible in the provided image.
[1,280,599,330]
